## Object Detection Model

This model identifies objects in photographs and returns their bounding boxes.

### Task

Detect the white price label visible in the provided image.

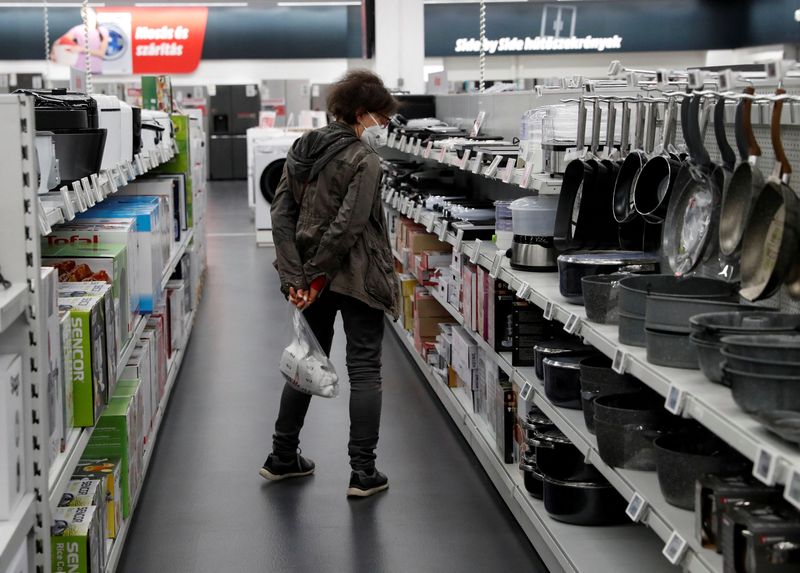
[460,149,472,171]
[470,239,482,264]
[454,228,465,252]
[753,447,778,485]
[489,250,504,279]
[517,282,531,300]
[612,349,627,374]
[107,170,118,194]
[399,135,408,152]
[414,205,423,224]
[136,155,145,174]
[80,179,95,207]
[71,182,86,212]
[543,301,554,320]
[424,141,433,159]
[437,223,448,242]
[59,187,75,219]
[425,218,435,234]
[519,163,534,188]
[665,385,685,415]
[784,468,800,511]
[625,493,648,523]
[502,158,515,183]
[90,174,102,198]
[519,381,533,401]
[472,151,484,174]
[415,139,422,156]
[388,132,397,148]
[484,155,503,178]
[438,145,448,163]
[662,532,687,565]
[564,314,581,335]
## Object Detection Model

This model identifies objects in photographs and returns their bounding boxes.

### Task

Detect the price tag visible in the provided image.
[469,239,482,264]
[136,154,145,174]
[489,250,504,279]
[424,141,433,159]
[662,532,688,565]
[564,314,581,335]
[625,493,648,523]
[438,145,447,163]
[517,282,531,300]
[106,170,118,194]
[59,187,75,220]
[415,139,422,156]
[414,205,423,224]
[454,228,465,252]
[664,385,685,415]
[519,163,534,189]
[70,182,86,212]
[784,467,800,511]
[502,158,515,183]
[437,222,448,242]
[484,155,503,178]
[543,301,554,320]
[472,151,484,174]
[460,149,472,171]
[392,195,399,209]
[426,216,436,234]
[612,349,627,374]
[753,447,778,485]
[519,381,533,401]
[90,174,103,200]
[388,132,397,148]
[79,179,95,207]
[410,138,418,155]
[399,135,408,152]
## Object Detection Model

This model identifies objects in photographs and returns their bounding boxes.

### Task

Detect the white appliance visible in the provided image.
[92,94,122,171]
[119,101,133,162]
[248,128,301,246]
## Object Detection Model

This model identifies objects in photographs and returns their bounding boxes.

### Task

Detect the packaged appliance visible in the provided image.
[51,505,104,573]
[91,94,123,171]
[509,195,559,271]
[721,503,800,573]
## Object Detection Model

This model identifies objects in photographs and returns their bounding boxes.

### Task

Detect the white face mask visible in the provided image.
[359,112,388,150]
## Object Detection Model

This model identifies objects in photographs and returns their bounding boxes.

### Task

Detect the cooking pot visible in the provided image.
[542,475,628,526]
[579,355,640,434]
[533,338,590,381]
[557,251,658,304]
[720,503,800,573]
[527,427,603,482]
[543,355,589,410]
[519,455,545,499]
[582,273,626,325]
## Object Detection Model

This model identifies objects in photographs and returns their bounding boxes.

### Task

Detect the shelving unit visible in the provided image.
[161,229,195,290]
[0,495,35,571]
[0,283,29,334]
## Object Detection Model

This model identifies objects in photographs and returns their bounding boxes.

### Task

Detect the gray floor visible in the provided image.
[117,181,546,573]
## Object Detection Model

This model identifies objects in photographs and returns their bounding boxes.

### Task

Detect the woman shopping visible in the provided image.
[261,70,400,498]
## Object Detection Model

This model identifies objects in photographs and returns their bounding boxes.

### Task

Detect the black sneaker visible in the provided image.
[346,469,389,497]
[259,451,315,481]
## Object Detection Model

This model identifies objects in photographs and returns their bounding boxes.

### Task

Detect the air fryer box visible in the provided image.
[0,355,25,520]
[41,268,64,466]
[51,505,104,573]
[58,297,108,427]
[119,177,182,243]
[72,458,122,541]
[58,478,107,542]
[43,242,131,347]
[45,218,140,318]
[58,283,117,389]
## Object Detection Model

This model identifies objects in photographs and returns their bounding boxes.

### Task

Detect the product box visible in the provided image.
[462,263,478,331]
[476,266,490,341]
[140,332,159,419]
[45,219,140,319]
[58,478,107,542]
[494,379,517,465]
[451,326,478,383]
[120,177,183,243]
[145,315,168,403]
[43,242,131,345]
[59,313,74,432]
[72,458,122,541]
[58,297,108,427]
[125,342,154,436]
[420,250,453,271]
[413,291,450,319]
[493,291,516,352]
[0,355,25,520]
[512,300,556,367]
[51,505,104,573]
[153,115,195,227]
[111,379,145,481]
[58,283,118,388]
[4,539,28,573]
[165,282,185,351]
[41,268,64,465]
[407,230,449,254]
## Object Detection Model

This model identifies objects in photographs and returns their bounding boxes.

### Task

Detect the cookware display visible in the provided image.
[542,475,629,526]
[533,338,591,381]
[519,406,556,441]
[519,453,545,499]
[653,426,749,510]
[582,273,627,324]
[691,334,727,384]
[543,354,596,410]
[579,355,641,434]
[509,195,560,271]
[556,251,659,304]
[528,427,603,482]
[720,503,800,573]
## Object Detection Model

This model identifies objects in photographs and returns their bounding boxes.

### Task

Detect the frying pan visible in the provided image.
[740,89,800,301]
[719,87,765,256]
[663,93,723,276]
[712,93,737,193]
[633,97,681,223]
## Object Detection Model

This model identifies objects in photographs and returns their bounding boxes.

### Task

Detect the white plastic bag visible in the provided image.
[279,307,339,398]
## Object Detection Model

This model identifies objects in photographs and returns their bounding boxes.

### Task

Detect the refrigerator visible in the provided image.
[260,80,311,128]
[209,84,260,180]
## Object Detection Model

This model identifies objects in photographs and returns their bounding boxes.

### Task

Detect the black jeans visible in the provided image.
[272,291,385,471]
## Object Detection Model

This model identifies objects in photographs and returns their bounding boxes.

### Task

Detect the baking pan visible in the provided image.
[556,251,659,304]
[752,411,800,447]
[618,311,647,347]
[533,339,590,381]
[582,273,626,325]
[528,427,603,482]
[618,274,739,317]
[726,366,800,413]
[580,355,641,434]
[645,295,747,334]
[645,328,699,369]
[689,310,794,343]
[690,334,726,385]
[720,334,800,363]
[721,348,800,377]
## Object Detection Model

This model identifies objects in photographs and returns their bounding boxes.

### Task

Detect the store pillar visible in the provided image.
[374,0,425,93]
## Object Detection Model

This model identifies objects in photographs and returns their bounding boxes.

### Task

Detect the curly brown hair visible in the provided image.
[326,69,398,124]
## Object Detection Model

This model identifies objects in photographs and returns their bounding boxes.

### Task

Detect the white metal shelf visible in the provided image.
[387,318,675,573]
[0,494,35,571]
[48,428,94,509]
[0,283,28,335]
[387,194,800,490]
[160,229,195,291]
[104,309,196,573]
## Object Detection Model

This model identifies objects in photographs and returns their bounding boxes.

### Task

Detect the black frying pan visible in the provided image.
[712,93,737,193]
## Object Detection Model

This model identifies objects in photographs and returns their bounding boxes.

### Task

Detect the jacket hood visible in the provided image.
[286,121,362,183]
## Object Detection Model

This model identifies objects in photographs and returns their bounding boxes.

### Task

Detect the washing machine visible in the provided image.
[250,129,302,246]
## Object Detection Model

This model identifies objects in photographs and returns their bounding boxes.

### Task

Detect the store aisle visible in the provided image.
[117,182,546,573]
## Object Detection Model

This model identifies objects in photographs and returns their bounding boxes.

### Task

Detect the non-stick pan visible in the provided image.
[711,93,737,194]
[740,89,800,301]
[720,86,764,257]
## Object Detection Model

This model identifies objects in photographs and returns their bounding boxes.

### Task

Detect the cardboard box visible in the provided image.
[477,266,490,341]
[45,219,140,318]
[407,230,449,254]
[111,379,145,481]
[125,341,154,436]
[413,316,448,338]
[145,315,168,403]
[58,283,118,388]
[72,458,122,541]
[58,478,108,542]
[41,268,64,465]
[51,505,104,573]
[43,242,131,345]
[451,326,478,383]
[59,313,73,433]
[0,355,24,520]
[413,296,450,319]
[165,282,185,351]
[119,178,181,243]
[420,250,452,270]
[58,297,108,427]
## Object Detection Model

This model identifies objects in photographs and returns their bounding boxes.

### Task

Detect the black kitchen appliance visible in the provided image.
[210,84,260,180]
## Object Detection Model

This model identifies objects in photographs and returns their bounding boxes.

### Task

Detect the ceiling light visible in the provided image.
[277,2,360,6]
[134,2,248,6]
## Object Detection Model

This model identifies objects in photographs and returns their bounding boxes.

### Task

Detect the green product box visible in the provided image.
[83,394,141,519]
[51,505,104,573]
[72,458,122,541]
[58,297,108,427]
[43,242,131,347]
[58,479,107,542]
[154,114,193,226]
[112,379,145,476]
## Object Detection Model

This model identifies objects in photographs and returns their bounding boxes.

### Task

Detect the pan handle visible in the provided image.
[742,86,761,160]
[680,91,694,159]
[620,101,631,156]
[575,99,588,153]
[771,88,791,182]
[714,95,736,170]
[644,100,658,154]
[605,100,617,159]
[734,87,753,161]
[689,92,712,167]
[633,100,645,152]
[590,98,602,157]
